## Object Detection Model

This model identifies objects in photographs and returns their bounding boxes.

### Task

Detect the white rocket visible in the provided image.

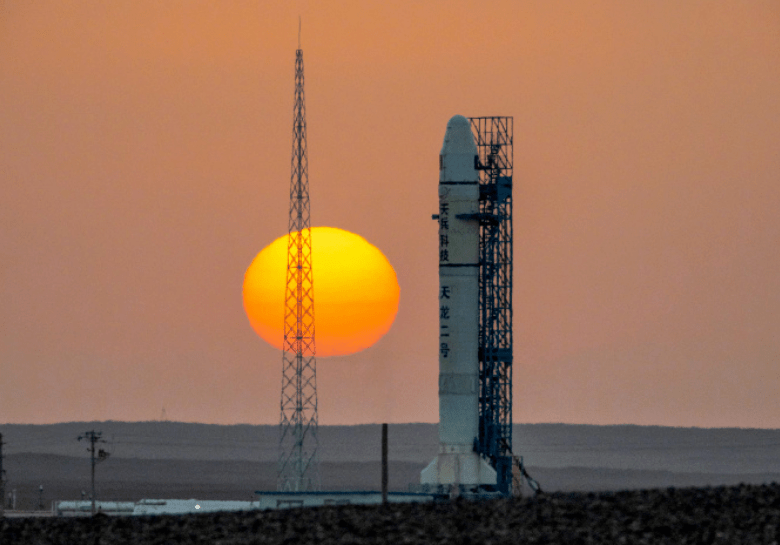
[421,115,497,491]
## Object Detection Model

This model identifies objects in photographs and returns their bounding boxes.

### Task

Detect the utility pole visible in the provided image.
[381,424,388,505]
[0,432,5,517]
[78,430,110,515]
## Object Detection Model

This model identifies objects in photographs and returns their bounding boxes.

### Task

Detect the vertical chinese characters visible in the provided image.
[439,189,450,359]
[439,192,449,263]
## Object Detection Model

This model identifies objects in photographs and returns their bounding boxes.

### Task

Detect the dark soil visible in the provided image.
[3,482,779,544]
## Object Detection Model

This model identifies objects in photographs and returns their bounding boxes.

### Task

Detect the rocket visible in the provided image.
[421,115,497,492]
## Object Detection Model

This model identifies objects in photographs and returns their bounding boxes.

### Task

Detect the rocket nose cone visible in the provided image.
[441,115,477,156]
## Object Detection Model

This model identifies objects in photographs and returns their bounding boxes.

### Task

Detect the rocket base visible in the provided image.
[420,445,497,492]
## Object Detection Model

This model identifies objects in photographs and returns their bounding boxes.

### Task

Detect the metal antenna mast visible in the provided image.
[278,47,320,492]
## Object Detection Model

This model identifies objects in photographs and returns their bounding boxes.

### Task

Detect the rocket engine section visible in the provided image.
[421,115,497,492]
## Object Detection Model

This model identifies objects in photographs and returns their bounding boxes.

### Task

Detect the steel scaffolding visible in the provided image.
[469,117,514,495]
[278,49,320,492]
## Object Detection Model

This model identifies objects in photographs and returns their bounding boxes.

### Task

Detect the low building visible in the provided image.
[52,491,435,517]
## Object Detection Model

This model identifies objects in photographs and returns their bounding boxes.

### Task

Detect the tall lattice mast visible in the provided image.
[278,48,320,492]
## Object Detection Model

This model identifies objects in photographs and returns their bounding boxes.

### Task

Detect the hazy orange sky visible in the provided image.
[2,1,779,427]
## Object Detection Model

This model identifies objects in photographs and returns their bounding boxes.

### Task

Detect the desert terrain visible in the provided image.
[2,483,779,544]
[0,422,778,510]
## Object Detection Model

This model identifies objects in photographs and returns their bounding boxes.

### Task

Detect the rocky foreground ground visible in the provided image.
[2,482,779,544]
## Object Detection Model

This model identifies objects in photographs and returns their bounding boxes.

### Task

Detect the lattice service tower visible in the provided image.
[470,117,514,496]
[278,48,320,492]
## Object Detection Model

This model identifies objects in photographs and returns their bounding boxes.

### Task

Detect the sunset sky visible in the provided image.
[2,1,779,428]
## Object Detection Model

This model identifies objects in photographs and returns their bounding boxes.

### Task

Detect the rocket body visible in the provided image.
[421,115,496,490]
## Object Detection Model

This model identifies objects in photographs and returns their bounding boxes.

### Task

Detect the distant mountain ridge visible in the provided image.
[1,422,778,507]
[1,422,778,473]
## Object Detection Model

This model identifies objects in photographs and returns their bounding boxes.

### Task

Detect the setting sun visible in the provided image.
[243,227,400,357]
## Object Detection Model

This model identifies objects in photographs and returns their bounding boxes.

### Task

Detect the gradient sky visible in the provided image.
[2,1,779,427]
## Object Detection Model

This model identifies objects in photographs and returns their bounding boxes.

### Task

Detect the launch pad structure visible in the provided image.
[273,46,514,497]
[421,115,516,497]
[470,117,514,496]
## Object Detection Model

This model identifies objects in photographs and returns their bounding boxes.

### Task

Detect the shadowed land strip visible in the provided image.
[2,483,780,544]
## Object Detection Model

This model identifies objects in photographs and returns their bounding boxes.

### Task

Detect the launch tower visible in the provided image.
[470,117,514,495]
[278,48,320,492]
[422,115,516,496]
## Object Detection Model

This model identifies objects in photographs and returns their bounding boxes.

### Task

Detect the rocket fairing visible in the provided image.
[421,115,497,490]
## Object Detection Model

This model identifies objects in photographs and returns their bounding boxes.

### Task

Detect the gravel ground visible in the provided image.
[2,482,779,544]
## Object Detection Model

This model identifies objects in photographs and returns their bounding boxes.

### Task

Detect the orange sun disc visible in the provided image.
[242,227,400,357]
